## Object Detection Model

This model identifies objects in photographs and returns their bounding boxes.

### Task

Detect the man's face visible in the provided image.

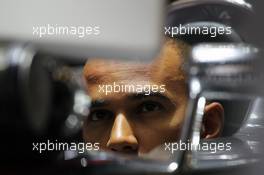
[82,40,189,155]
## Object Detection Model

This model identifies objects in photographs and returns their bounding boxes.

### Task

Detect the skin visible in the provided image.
[82,39,224,156]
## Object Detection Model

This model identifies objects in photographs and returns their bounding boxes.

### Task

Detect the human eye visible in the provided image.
[137,100,164,113]
[88,109,114,121]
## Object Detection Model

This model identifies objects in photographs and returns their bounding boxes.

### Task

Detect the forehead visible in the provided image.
[84,60,152,85]
[83,39,188,100]
[83,60,186,104]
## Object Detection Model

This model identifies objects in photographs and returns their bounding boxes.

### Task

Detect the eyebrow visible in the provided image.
[90,92,174,108]
[90,99,110,108]
[127,92,171,101]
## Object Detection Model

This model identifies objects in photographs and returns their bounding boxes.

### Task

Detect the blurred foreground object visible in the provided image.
[182,43,264,175]
[0,43,90,167]
[0,0,164,61]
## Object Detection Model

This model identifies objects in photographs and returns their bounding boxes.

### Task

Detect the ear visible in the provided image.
[201,102,224,139]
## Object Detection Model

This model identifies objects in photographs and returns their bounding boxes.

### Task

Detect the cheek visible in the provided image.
[135,124,182,154]
[82,123,111,146]
[133,112,184,153]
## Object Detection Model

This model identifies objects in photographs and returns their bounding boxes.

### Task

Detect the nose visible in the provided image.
[106,113,138,153]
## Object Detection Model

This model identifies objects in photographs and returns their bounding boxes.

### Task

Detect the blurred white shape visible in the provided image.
[0,0,164,61]
[64,150,78,160]
[66,114,78,129]
[167,162,178,172]
[80,158,88,167]
[73,90,90,116]
[190,78,201,98]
